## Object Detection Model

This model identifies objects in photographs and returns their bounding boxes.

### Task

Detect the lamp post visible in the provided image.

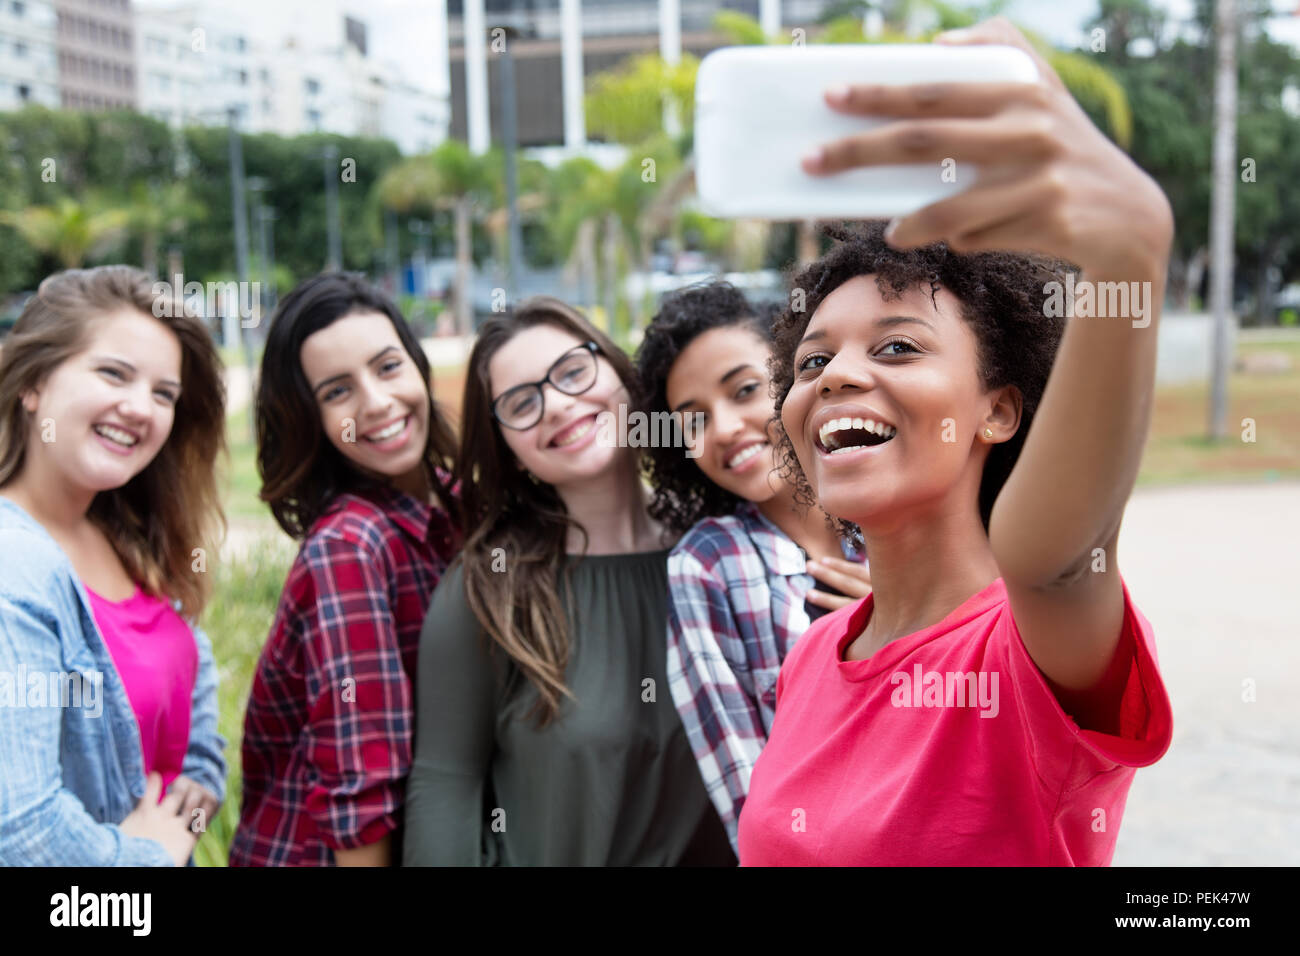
[226,104,256,434]
[493,23,524,302]
[246,176,269,325]
[226,104,250,348]
[262,206,278,309]
[316,144,343,271]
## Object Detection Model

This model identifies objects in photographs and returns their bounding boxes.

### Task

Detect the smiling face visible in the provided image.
[20,307,182,495]
[665,324,783,503]
[299,310,431,490]
[488,323,631,488]
[780,274,1018,530]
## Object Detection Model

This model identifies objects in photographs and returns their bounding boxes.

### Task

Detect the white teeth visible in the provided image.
[817,416,897,450]
[553,417,595,447]
[366,418,407,442]
[94,424,137,447]
[726,443,766,469]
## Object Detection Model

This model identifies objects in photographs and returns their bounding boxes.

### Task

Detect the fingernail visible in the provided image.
[825,84,850,105]
[884,218,901,244]
[802,146,825,170]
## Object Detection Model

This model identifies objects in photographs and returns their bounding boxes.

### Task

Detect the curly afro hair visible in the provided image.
[769,219,1074,536]
[635,279,781,535]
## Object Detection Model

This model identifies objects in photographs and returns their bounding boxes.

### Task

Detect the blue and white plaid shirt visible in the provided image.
[666,500,866,851]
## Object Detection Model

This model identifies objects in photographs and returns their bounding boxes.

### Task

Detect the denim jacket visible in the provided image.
[0,497,226,865]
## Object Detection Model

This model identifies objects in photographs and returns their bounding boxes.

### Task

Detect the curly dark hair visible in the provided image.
[635,280,781,534]
[769,220,1074,535]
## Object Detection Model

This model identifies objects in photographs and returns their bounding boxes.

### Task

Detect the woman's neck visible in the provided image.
[390,464,432,503]
[555,452,661,555]
[757,483,844,560]
[0,457,94,536]
[856,494,999,654]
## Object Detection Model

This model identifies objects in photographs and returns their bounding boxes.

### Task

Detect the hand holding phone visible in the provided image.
[695,41,1038,220]
[800,18,1173,279]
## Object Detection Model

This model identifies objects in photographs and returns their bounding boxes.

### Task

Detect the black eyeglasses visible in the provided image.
[491,341,600,430]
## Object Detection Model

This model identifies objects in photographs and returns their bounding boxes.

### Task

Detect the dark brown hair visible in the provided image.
[769,220,1072,532]
[457,296,639,726]
[0,265,227,619]
[256,272,458,538]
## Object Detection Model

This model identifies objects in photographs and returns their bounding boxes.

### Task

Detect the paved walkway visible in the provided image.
[1111,481,1300,865]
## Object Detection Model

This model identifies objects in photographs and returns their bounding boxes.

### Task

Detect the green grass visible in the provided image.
[222,410,266,522]
[193,542,293,866]
[1136,335,1300,486]
[196,408,291,865]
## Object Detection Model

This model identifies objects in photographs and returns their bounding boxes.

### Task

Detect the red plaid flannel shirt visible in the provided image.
[229,482,459,866]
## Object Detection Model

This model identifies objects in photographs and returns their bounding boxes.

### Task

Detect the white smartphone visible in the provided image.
[694,44,1039,220]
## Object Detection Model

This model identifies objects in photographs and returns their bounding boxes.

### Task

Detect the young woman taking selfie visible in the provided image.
[230,273,461,867]
[635,280,869,851]
[0,265,227,866]
[403,297,734,866]
[736,21,1174,865]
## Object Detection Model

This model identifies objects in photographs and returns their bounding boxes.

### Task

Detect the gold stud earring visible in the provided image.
[984,428,994,439]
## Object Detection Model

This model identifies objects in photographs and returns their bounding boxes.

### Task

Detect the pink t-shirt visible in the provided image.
[737,577,1172,866]
[87,584,198,796]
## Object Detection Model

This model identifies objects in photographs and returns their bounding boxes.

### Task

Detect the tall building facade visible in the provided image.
[0,0,60,109]
[53,0,137,110]
[133,2,445,152]
[445,0,836,148]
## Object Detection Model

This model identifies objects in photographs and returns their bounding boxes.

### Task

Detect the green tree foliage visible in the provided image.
[585,54,698,144]
[0,106,404,296]
[0,196,128,269]
[1086,0,1300,314]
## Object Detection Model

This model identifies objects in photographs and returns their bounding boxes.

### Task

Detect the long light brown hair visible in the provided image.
[457,297,639,726]
[0,266,227,619]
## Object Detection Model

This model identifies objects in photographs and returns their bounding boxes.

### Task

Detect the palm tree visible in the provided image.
[0,196,128,269]
[127,181,206,278]
[585,53,697,146]
[543,156,626,333]
[377,140,494,336]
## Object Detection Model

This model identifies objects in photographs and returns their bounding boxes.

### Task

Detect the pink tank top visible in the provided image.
[86,584,198,796]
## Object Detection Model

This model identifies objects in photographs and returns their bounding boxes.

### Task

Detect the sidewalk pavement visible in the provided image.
[1112,481,1300,865]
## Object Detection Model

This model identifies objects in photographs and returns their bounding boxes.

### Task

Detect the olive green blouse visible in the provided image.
[403,549,734,866]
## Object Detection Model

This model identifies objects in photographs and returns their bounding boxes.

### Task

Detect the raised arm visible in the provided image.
[803,17,1173,693]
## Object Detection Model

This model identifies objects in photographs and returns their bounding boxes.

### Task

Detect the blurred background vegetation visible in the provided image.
[1,1,1297,334]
